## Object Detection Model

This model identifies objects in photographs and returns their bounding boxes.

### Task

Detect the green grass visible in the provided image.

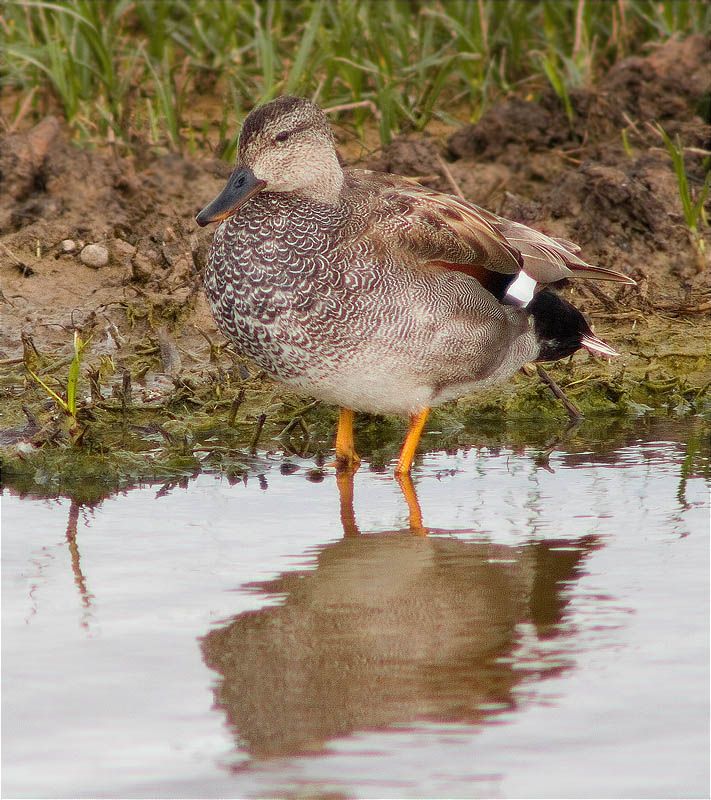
[654,123,710,267]
[26,329,89,420]
[1,0,709,151]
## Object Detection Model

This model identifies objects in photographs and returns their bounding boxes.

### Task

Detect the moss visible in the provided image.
[2,311,709,503]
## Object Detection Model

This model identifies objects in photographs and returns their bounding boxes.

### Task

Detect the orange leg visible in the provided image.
[395,408,430,475]
[334,407,361,470]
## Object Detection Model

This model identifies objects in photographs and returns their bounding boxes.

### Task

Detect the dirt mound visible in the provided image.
[365,133,448,192]
[599,34,710,133]
[442,35,710,303]
[448,95,573,160]
[448,34,710,159]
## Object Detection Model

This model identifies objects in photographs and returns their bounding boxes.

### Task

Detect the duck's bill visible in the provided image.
[195,167,267,226]
[581,334,620,358]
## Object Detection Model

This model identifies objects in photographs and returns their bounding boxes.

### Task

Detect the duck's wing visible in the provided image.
[347,171,634,298]
[349,171,521,299]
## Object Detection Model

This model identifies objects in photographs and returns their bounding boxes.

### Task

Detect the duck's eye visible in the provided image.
[274,130,291,143]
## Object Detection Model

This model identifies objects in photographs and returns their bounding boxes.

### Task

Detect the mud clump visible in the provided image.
[448,96,573,160]
[366,133,448,191]
[599,34,710,133]
[0,116,59,198]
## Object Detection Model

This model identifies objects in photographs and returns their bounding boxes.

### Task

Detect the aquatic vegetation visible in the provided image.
[25,329,88,424]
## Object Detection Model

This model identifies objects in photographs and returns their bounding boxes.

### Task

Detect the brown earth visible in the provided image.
[1,35,709,458]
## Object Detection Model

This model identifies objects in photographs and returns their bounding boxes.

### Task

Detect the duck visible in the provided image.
[196,96,634,475]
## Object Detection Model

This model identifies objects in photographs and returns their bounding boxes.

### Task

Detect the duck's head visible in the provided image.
[528,290,619,361]
[196,96,343,226]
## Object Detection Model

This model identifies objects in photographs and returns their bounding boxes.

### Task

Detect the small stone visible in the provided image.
[60,239,76,253]
[130,251,153,283]
[80,243,109,268]
[14,441,35,456]
[110,238,136,264]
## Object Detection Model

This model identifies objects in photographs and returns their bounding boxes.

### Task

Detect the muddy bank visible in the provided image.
[1,36,709,493]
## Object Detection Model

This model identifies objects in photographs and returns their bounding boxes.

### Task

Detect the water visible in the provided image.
[2,418,709,799]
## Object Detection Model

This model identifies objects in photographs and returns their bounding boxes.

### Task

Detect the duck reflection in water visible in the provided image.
[201,472,599,759]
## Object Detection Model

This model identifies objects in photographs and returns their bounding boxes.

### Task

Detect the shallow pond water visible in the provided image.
[2,417,709,799]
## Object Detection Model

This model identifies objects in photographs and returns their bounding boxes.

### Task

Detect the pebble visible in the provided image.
[14,442,35,456]
[80,243,109,268]
[60,239,76,253]
[110,238,136,263]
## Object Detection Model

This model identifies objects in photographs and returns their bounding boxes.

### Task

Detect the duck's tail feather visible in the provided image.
[580,333,620,358]
[495,218,636,285]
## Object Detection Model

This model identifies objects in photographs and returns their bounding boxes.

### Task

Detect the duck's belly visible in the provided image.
[215,302,536,417]
[280,348,437,416]
[296,336,537,416]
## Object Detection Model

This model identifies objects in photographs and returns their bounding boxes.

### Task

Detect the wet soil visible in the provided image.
[1,36,709,492]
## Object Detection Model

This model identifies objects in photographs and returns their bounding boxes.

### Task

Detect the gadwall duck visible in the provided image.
[197,96,634,475]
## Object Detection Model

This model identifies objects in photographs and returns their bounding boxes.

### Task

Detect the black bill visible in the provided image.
[195,166,267,226]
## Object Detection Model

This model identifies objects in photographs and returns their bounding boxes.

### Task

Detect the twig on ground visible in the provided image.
[323,100,381,119]
[227,388,246,427]
[535,364,583,421]
[250,413,267,452]
[436,154,466,200]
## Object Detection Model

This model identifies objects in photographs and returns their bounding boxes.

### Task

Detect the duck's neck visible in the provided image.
[298,149,344,205]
